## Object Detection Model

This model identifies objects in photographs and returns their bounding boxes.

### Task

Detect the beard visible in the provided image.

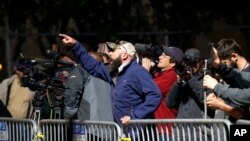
[108,55,122,77]
[230,61,237,68]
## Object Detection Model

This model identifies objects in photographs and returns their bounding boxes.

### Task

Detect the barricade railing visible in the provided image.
[0,117,37,141]
[39,119,122,141]
[121,119,231,141]
[235,119,250,125]
[0,117,233,141]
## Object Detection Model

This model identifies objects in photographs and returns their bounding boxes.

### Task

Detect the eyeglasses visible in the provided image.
[116,40,128,45]
[115,40,128,52]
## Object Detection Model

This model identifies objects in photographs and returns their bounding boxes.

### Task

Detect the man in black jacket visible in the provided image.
[167,48,214,141]
[167,48,214,119]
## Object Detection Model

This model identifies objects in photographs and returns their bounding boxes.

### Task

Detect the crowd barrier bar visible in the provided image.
[39,119,122,141]
[121,119,231,141]
[235,119,250,125]
[0,117,38,141]
[0,117,234,141]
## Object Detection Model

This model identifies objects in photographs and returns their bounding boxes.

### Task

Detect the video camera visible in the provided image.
[16,51,75,91]
[176,55,201,75]
[134,43,163,74]
[176,45,214,80]
[16,48,76,119]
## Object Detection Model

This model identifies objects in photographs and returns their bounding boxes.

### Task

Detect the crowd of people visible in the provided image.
[1,34,250,139]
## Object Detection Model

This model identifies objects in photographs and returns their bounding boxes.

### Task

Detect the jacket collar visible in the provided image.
[117,59,135,75]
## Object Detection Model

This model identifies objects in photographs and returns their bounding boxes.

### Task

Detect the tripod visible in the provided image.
[32,90,46,122]
[203,59,208,119]
[51,87,64,119]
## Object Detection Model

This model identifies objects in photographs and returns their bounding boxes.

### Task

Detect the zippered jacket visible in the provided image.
[71,42,162,126]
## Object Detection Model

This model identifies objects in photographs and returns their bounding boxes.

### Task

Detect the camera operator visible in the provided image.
[57,52,82,119]
[204,39,250,121]
[166,48,215,140]
[0,60,35,118]
[213,39,250,86]
[203,47,250,107]
[167,48,215,118]
[12,45,78,120]
[142,46,184,140]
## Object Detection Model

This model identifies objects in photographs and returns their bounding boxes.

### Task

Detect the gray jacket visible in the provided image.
[64,65,113,121]
[215,83,250,107]
[77,75,113,121]
[214,65,250,107]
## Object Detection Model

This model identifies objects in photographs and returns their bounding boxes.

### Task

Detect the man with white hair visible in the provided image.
[59,34,161,127]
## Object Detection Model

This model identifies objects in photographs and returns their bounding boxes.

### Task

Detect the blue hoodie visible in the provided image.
[71,42,161,126]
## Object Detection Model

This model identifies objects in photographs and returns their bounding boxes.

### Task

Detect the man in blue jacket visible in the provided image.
[59,34,161,126]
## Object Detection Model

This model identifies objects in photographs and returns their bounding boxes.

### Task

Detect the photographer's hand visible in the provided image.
[203,75,218,89]
[206,93,224,110]
[176,70,192,83]
[176,75,181,83]
[58,34,77,47]
[212,47,221,69]
[141,57,151,72]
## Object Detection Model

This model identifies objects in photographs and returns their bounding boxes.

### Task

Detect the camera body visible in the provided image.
[16,49,76,119]
[16,50,75,91]
[176,56,199,75]
[134,43,163,74]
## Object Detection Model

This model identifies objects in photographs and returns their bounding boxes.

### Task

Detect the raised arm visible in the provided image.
[59,34,112,83]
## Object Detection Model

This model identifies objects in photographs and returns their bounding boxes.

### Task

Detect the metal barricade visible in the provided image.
[0,117,37,141]
[121,119,231,141]
[236,119,250,125]
[39,119,122,141]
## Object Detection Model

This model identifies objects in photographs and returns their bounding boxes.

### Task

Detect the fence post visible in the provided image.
[4,14,12,77]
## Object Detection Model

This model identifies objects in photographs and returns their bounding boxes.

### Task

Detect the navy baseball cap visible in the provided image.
[162,46,185,64]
